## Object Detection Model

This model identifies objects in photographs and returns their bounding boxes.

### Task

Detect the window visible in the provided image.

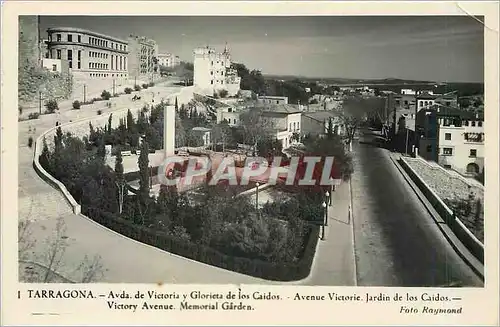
[52,64,57,72]
[69,61,72,68]
[445,133,451,140]
[404,100,408,105]
[78,50,81,60]
[211,80,214,85]
[426,145,432,152]
[67,49,72,60]
[478,121,483,127]
[56,34,61,42]
[443,148,453,156]
[443,118,451,127]
[463,120,469,127]
[56,49,61,59]
[210,71,213,75]
[471,121,476,127]
[78,35,81,43]
[444,165,452,169]
[67,34,72,42]
[77,61,81,69]
[111,55,114,69]
[419,101,423,106]
[446,101,451,106]
[470,149,477,158]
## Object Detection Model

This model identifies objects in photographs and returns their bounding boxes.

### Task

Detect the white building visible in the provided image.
[157,53,180,68]
[217,103,302,149]
[417,105,484,175]
[41,58,67,74]
[193,45,241,97]
[191,127,212,147]
[257,95,288,105]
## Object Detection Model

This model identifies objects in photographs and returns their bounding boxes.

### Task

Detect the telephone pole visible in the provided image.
[83,84,86,103]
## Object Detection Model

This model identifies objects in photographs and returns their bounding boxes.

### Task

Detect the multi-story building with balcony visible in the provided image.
[127,35,158,79]
[416,104,484,175]
[193,45,241,97]
[45,27,129,80]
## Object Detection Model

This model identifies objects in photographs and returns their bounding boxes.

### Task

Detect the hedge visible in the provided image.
[85,207,320,281]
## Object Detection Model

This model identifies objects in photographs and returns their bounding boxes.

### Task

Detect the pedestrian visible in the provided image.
[56,121,59,127]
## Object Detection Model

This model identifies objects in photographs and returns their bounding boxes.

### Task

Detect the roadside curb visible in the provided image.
[348,178,358,286]
[389,154,484,281]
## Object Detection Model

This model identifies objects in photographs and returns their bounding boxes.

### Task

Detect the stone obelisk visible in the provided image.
[164,105,176,158]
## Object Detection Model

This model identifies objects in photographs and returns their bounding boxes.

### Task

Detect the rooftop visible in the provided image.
[258,103,302,114]
[428,104,484,120]
[47,27,128,44]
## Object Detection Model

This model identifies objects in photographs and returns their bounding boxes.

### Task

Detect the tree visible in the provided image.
[126,109,135,134]
[326,118,335,138]
[96,136,106,162]
[107,113,113,135]
[239,108,273,150]
[175,97,179,112]
[138,139,150,202]
[114,151,126,214]
[474,198,482,232]
[39,137,51,172]
[211,120,231,152]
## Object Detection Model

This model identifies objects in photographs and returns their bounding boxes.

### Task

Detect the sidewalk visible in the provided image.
[302,182,357,286]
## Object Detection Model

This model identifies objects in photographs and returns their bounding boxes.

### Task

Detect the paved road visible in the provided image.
[351,128,483,287]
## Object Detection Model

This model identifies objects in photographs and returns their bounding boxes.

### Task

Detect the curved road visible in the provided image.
[351,129,483,287]
[17,82,273,284]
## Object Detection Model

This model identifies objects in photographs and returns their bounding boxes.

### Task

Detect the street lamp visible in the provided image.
[321,201,327,240]
[330,177,335,194]
[322,201,328,226]
[255,182,260,211]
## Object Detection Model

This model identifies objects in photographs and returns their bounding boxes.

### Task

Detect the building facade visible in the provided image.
[193,45,241,96]
[127,35,158,78]
[41,58,69,74]
[417,105,484,175]
[46,27,129,80]
[257,96,289,105]
[157,53,180,68]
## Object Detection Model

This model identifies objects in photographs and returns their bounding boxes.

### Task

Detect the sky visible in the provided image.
[39,16,484,83]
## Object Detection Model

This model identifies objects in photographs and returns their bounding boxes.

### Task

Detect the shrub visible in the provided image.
[148,82,155,87]
[97,109,103,115]
[44,99,58,113]
[141,83,149,89]
[85,207,319,281]
[124,87,133,94]
[28,137,33,148]
[134,85,141,91]
[218,89,228,98]
[72,100,81,109]
[28,112,40,120]
[101,90,112,100]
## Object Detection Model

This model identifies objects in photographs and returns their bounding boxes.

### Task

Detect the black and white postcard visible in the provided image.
[1,1,499,325]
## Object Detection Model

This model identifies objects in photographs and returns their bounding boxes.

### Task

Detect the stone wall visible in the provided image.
[404,157,484,202]
[19,16,39,69]
[18,16,73,107]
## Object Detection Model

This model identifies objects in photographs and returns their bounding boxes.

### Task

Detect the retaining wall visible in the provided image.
[400,157,484,263]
